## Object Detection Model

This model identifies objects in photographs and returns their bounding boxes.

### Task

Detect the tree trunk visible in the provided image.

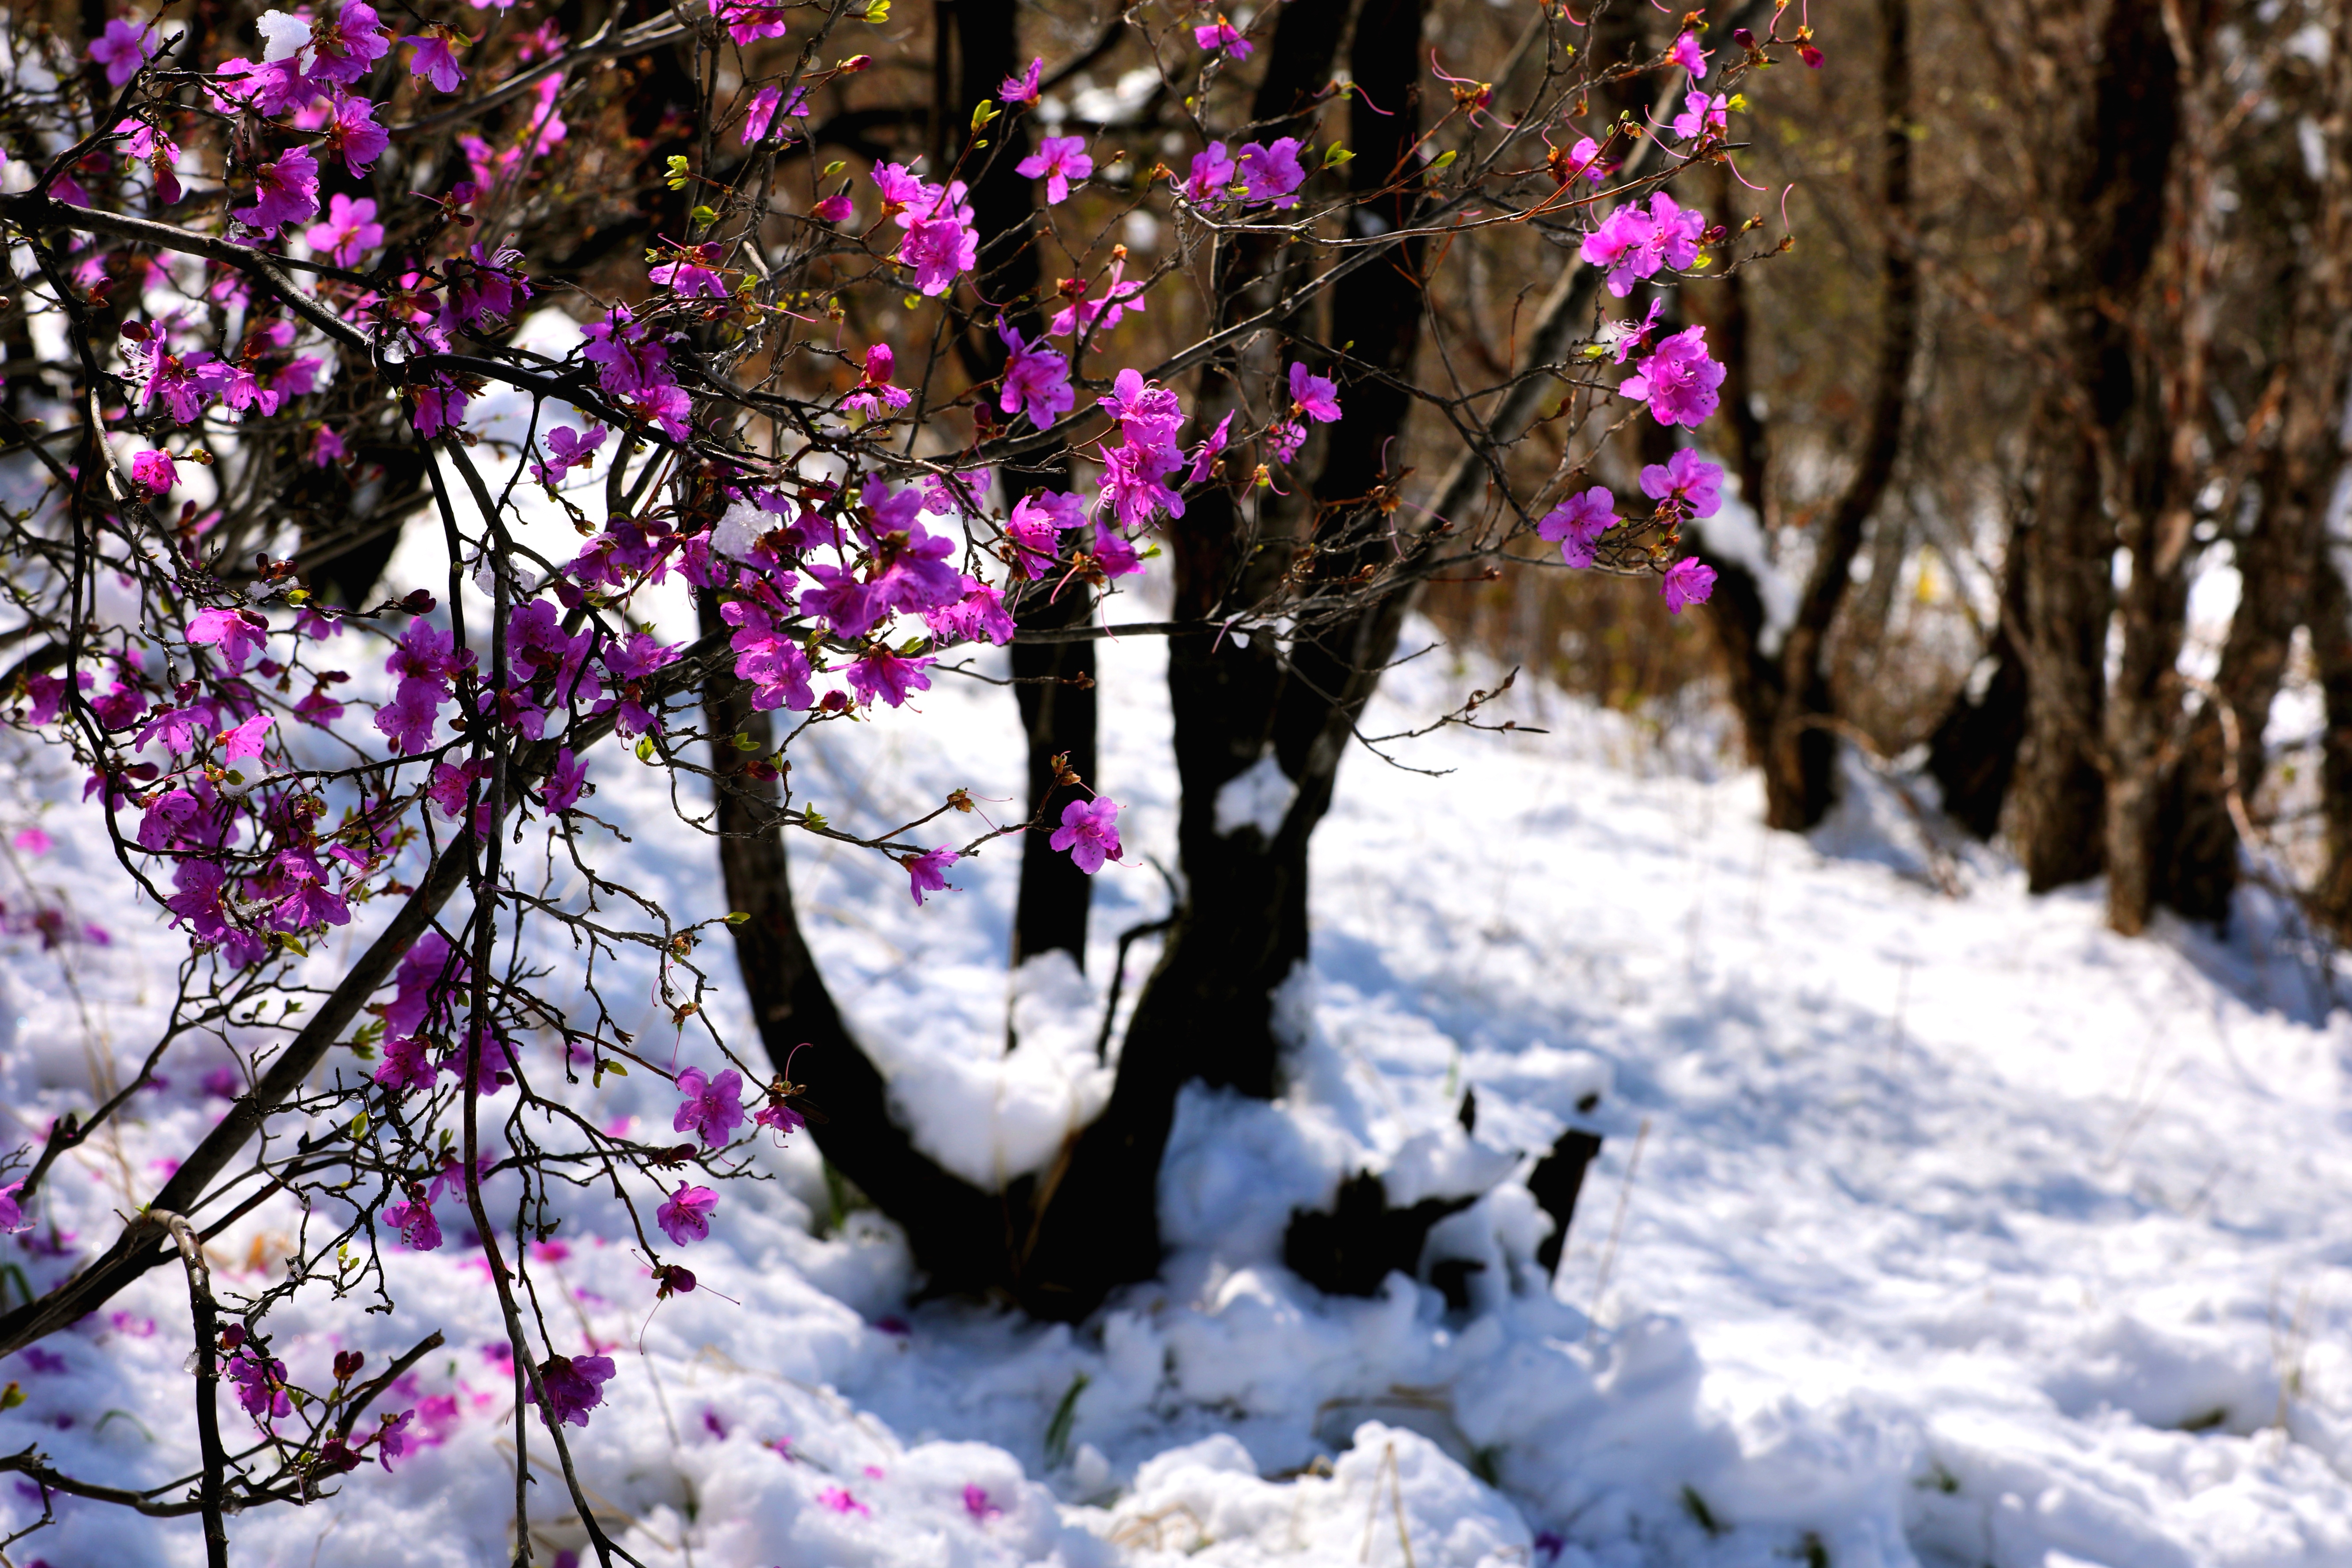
[1926,527,2031,838]
[2312,547,2352,934]
[945,0,1098,972]
[1757,0,1916,831]
[1011,0,1426,1315]
[699,601,1013,1297]
[2010,0,2179,894]
[2158,0,2352,927]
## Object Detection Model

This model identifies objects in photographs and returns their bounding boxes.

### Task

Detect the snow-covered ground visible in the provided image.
[5,596,2352,1568]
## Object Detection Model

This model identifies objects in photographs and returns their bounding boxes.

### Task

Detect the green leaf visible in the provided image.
[1322,143,1353,168]
[1044,1372,1091,1469]
[1429,149,1457,171]
[689,204,718,228]
[725,911,751,926]
[865,0,889,21]
[665,155,692,190]
[636,735,656,761]
[969,99,999,133]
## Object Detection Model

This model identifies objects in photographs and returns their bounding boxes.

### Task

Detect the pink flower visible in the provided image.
[649,242,729,298]
[1673,90,1729,142]
[1287,362,1342,424]
[1669,29,1710,78]
[964,1483,1002,1522]
[740,83,807,144]
[385,1190,443,1250]
[711,0,790,45]
[273,847,351,930]
[89,19,157,86]
[1048,257,1148,342]
[1557,134,1609,187]
[1266,421,1306,463]
[537,1353,615,1428]
[1538,486,1619,569]
[843,343,914,418]
[221,712,274,762]
[312,425,348,465]
[1620,325,1724,428]
[404,28,465,93]
[812,190,855,224]
[236,144,321,236]
[1005,490,1084,577]
[674,1066,746,1147]
[1235,137,1306,208]
[744,84,782,144]
[998,324,1074,429]
[1049,796,1122,874]
[1580,203,1657,298]
[374,1034,437,1093]
[846,646,934,708]
[656,1184,718,1246]
[1640,447,1724,520]
[310,2,392,86]
[130,448,177,496]
[534,424,606,486]
[306,192,383,268]
[905,848,959,906]
[13,827,51,857]
[1017,135,1093,205]
[754,1101,804,1139]
[999,56,1042,104]
[1660,558,1717,614]
[1187,410,1236,483]
[544,747,590,812]
[1194,15,1252,59]
[230,1351,293,1423]
[924,577,1017,645]
[325,93,390,177]
[190,607,268,671]
[818,1485,870,1518]
[412,378,470,437]
[1185,141,1237,204]
[1641,192,1706,275]
[898,212,978,296]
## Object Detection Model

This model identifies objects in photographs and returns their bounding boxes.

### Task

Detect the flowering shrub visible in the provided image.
[0,0,1806,1556]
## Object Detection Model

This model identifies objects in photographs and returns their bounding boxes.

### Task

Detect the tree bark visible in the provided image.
[699,601,1012,1296]
[1011,0,1424,1316]
[1757,0,1916,830]
[2009,0,2180,894]
[2157,0,2352,926]
[947,0,1098,971]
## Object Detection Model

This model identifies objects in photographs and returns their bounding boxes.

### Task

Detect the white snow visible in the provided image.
[3,598,2352,1568]
[1215,753,1297,841]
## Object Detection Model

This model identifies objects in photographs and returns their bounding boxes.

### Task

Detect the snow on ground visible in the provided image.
[4,590,2352,1568]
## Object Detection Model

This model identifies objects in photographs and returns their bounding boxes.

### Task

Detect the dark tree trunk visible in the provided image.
[2312,550,2352,935]
[2158,1,2352,927]
[700,601,1012,1296]
[1010,0,1426,1315]
[1759,0,1916,831]
[948,0,1097,971]
[2010,0,2180,894]
[1691,0,1915,833]
[1926,531,2031,839]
